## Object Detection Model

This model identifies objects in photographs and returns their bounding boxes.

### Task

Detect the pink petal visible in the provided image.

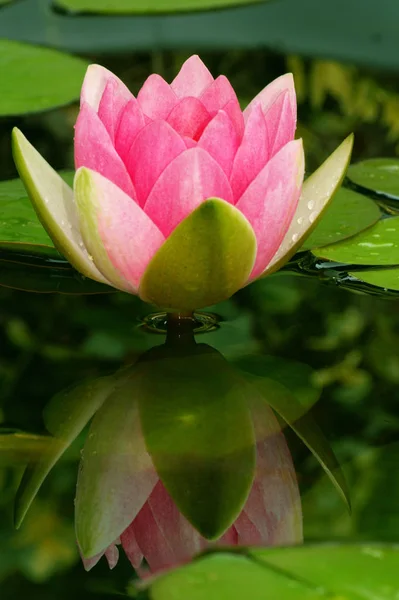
[144,147,234,237]
[97,78,134,142]
[126,120,186,207]
[80,64,132,112]
[74,103,136,200]
[77,168,165,291]
[200,76,244,139]
[121,526,144,569]
[166,97,211,140]
[236,139,304,280]
[264,90,296,158]
[232,509,263,545]
[105,544,119,569]
[198,110,239,177]
[137,74,178,120]
[147,481,205,561]
[229,103,269,201]
[80,546,104,572]
[244,73,296,125]
[183,137,197,149]
[114,98,146,161]
[171,55,214,98]
[217,526,239,546]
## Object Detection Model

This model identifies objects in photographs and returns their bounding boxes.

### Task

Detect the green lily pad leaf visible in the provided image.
[139,199,256,310]
[12,129,110,285]
[243,373,350,509]
[0,257,112,294]
[0,171,72,257]
[235,354,321,414]
[137,344,256,540]
[139,544,399,599]
[312,217,399,265]
[0,40,88,116]
[300,188,381,251]
[0,432,50,466]
[75,374,158,558]
[348,158,399,199]
[15,374,121,529]
[54,0,269,15]
[348,268,399,292]
[263,134,354,276]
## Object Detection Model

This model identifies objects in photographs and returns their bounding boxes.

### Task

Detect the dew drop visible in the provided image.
[297,216,304,225]
[79,241,84,248]
[309,211,318,223]
[61,220,65,226]
[292,233,299,243]
[88,254,94,261]
[44,198,49,204]
[307,200,315,210]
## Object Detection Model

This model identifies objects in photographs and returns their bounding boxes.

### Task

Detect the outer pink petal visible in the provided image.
[264,90,296,158]
[74,103,136,199]
[244,73,296,126]
[198,110,239,177]
[114,98,146,162]
[144,147,234,237]
[171,55,214,98]
[183,137,197,149]
[200,76,244,138]
[105,544,119,569]
[79,169,165,291]
[147,482,205,561]
[217,526,239,546]
[121,525,144,569]
[229,103,269,202]
[137,74,178,120]
[166,97,211,140]
[97,78,135,142]
[80,64,133,112]
[236,139,304,280]
[127,120,186,207]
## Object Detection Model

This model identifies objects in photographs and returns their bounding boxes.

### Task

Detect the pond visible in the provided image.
[1,9,399,599]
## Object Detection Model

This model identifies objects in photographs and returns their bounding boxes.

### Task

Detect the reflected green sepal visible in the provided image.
[137,343,256,540]
[139,198,257,311]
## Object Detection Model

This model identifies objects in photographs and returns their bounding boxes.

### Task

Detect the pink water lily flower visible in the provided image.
[13,56,353,310]
[81,434,302,577]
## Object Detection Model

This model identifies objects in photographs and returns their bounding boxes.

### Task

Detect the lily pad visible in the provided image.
[54,0,268,15]
[139,198,257,310]
[347,268,399,292]
[139,544,399,600]
[137,344,256,540]
[348,158,399,199]
[312,217,399,265]
[301,187,381,251]
[0,40,88,116]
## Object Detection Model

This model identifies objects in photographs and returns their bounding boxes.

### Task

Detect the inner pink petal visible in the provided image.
[235,139,304,280]
[144,147,234,237]
[80,64,132,112]
[198,110,239,178]
[200,75,238,114]
[114,98,146,163]
[229,103,269,202]
[97,78,134,142]
[126,120,186,207]
[171,55,214,98]
[74,102,136,200]
[137,74,178,120]
[244,73,296,125]
[121,524,144,569]
[166,97,211,140]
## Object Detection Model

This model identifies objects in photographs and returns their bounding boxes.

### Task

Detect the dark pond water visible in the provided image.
[1,272,398,598]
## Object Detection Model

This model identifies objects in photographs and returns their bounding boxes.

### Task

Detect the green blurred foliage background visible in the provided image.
[1,1,399,597]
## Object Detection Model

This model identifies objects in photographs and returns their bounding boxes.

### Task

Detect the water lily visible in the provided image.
[12,55,352,310]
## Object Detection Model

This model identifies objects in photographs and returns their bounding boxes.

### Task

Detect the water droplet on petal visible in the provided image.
[307,200,315,210]
[309,211,318,223]
[88,254,94,261]
[297,216,303,225]
[292,233,299,243]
